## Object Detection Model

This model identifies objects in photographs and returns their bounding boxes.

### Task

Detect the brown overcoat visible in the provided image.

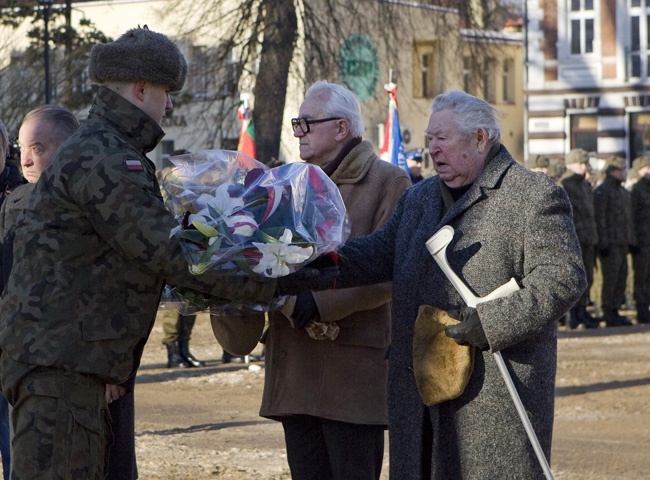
[259,140,411,425]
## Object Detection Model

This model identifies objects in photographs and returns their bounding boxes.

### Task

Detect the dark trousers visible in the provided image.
[632,246,650,305]
[281,414,385,480]
[106,375,138,480]
[579,243,596,307]
[0,394,9,480]
[600,244,628,310]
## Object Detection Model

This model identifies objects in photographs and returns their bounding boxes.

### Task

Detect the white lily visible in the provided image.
[252,228,313,278]
[194,184,244,214]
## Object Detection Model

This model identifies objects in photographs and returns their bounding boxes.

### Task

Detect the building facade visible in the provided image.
[1,0,524,168]
[525,0,650,166]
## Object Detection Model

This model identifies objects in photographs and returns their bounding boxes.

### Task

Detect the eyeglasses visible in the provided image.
[291,117,342,134]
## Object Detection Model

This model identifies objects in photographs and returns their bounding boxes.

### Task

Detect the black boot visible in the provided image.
[178,340,206,368]
[603,308,632,327]
[636,304,650,324]
[166,342,190,368]
[568,308,582,329]
[579,307,600,329]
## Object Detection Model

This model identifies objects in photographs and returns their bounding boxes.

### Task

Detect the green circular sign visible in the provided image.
[339,34,379,102]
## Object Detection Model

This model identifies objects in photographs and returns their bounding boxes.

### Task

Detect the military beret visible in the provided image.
[633,155,650,171]
[604,155,627,172]
[525,154,550,170]
[566,148,589,164]
[89,26,187,92]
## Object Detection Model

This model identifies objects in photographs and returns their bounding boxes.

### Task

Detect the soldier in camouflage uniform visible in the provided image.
[594,156,635,327]
[630,155,650,324]
[0,28,287,480]
[0,106,79,480]
[559,148,599,329]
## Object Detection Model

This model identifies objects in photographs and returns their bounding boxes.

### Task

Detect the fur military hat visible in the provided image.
[604,155,627,173]
[633,155,650,171]
[524,154,549,170]
[566,148,589,164]
[547,157,566,178]
[89,26,187,92]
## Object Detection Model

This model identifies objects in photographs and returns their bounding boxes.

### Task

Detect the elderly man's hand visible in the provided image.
[275,266,339,296]
[445,307,489,351]
[292,291,319,328]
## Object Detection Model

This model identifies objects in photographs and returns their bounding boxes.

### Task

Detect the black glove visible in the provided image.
[629,244,640,255]
[275,266,339,296]
[292,291,319,328]
[445,307,489,351]
[307,251,345,270]
[598,247,609,258]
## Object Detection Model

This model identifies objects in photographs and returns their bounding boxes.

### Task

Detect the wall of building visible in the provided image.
[525,0,650,166]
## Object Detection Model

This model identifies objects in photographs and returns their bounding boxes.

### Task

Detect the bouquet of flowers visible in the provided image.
[162,150,350,311]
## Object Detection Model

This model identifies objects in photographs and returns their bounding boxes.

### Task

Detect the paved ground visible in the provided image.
[133,309,650,479]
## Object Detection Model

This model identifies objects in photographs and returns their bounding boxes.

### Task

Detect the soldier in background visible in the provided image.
[547,156,567,183]
[630,155,650,324]
[559,148,600,329]
[0,119,27,480]
[0,123,25,207]
[594,156,635,327]
[524,154,549,174]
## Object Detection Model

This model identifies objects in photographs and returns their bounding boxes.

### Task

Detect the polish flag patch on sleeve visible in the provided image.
[124,159,144,171]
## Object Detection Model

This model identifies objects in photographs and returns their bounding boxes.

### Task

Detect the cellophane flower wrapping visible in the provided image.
[161,150,350,312]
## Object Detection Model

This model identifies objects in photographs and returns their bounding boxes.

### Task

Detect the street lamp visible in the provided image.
[38,0,54,104]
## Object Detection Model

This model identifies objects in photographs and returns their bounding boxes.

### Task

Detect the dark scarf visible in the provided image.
[439,143,500,214]
[322,137,362,177]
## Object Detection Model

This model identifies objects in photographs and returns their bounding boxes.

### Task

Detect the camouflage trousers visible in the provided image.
[1,358,110,480]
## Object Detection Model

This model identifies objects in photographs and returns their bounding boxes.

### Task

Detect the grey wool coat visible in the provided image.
[337,145,587,480]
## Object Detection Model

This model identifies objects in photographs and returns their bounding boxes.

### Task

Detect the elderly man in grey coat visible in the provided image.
[324,90,586,479]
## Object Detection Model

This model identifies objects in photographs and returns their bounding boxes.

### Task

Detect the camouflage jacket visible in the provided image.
[0,183,35,294]
[0,87,275,384]
[559,170,598,246]
[0,162,26,208]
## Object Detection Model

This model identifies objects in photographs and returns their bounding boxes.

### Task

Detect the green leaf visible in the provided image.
[256,229,280,243]
[180,230,208,244]
[192,220,219,237]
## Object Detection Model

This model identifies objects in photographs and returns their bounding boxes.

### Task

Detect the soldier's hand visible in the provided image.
[105,384,127,404]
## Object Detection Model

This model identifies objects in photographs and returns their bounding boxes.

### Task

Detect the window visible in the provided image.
[188,45,212,100]
[569,0,595,55]
[502,59,515,103]
[187,44,240,100]
[412,44,437,98]
[463,56,473,95]
[421,53,433,98]
[482,58,496,103]
[570,114,598,152]
[630,112,650,159]
[629,1,650,79]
